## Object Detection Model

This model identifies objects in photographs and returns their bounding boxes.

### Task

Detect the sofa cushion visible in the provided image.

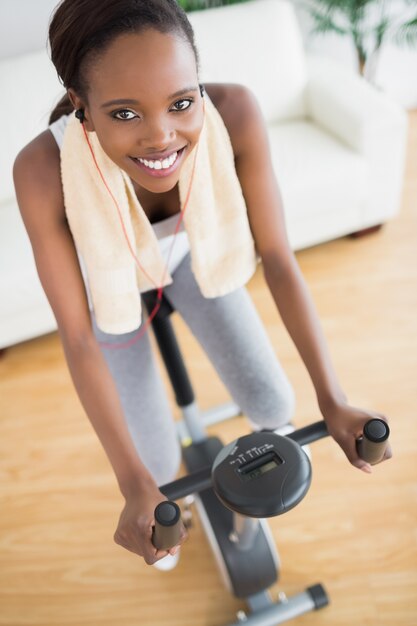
[268,121,368,248]
[188,0,307,123]
[0,200,56,347]
[0,48,62,204]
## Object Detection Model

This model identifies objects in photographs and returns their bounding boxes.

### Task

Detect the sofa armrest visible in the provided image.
[306,54,407,155]
[305,54,408,225]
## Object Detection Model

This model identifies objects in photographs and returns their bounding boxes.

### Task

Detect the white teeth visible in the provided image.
[137,151,179,170]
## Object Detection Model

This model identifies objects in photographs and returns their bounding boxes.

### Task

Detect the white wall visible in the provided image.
[0,0,58,58]
[1,0,416,108]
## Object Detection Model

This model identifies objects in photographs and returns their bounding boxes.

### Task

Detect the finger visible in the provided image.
[147,526,171,560]
[351,442,373,473]
[166,530,186,556]
[339,433,373,474]
[178,524,188,543]
[352,458,373,474]
[168,543,182,556]
[373,442,393,464]
[155,548,170,559]
[144,548,169,565]
[383,443,393,460]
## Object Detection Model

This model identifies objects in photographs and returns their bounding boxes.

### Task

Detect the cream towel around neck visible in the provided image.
[60,95,257,334]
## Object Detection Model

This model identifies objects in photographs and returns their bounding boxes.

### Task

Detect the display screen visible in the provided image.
[237,452,282,482]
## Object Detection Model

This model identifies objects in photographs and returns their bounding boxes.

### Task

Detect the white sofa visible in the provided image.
[0,0,408,349]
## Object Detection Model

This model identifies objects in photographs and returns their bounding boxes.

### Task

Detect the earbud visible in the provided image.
[75,108,85,123]
[199,84,205,98]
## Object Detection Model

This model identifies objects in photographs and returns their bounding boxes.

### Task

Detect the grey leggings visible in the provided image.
[93,253,295,486]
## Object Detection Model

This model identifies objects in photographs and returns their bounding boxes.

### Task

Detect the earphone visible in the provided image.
[75,108,85,123]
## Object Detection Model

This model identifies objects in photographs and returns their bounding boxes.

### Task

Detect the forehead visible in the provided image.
[86,29,198,106]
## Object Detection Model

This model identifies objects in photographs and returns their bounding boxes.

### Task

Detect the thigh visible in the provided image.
[92,316,181,486]
[164,255,295,429]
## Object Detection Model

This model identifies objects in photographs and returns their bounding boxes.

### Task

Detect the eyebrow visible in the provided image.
[100,86,199,108]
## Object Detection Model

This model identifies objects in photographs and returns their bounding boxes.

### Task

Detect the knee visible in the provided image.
[247,377,296,431]
[153,444,182,487]
[138,437,182,488]
[126,418,182,487]
[276,380,296,425]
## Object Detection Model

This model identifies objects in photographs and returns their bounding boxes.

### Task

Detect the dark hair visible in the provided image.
[48,0,199,124]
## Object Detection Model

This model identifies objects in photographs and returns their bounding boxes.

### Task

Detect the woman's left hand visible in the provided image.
[321,401,392,473]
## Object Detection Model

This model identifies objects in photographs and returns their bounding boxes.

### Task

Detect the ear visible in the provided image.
[67,89,95,132]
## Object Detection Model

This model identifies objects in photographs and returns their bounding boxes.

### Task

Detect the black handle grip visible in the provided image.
[152,501,182,551]
[356,418,390,465]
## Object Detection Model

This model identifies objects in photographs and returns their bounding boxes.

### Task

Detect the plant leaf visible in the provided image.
[305,5,348,36]
[373,16,390,49]
[394,16,417,47]
[178,0,250,11]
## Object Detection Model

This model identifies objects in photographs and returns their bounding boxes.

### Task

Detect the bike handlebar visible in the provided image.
[159,420,331,502]
[152,501,182,551]
[153,418,390,549]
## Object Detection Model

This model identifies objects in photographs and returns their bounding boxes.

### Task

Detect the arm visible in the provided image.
[209,84,391,472]
[13,133,184,561]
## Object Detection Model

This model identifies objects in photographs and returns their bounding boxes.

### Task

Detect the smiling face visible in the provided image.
[70,28,204,194]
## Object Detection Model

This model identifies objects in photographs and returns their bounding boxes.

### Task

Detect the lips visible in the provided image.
[130,146,186,178]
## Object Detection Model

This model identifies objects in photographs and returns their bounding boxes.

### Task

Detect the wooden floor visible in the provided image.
[1,112,416,626]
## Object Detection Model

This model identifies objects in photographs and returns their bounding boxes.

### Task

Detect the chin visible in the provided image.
[138,175,179,194]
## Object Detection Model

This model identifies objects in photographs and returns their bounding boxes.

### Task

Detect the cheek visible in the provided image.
[96,127,131,160]
[181,108,205,149]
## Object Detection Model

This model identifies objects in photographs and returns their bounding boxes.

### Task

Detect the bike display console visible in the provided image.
[212,432,312,518]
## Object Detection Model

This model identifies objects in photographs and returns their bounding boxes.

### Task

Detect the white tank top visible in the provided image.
[49,115,190,297]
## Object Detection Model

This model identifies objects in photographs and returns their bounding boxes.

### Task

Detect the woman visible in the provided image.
[13,0,391,567]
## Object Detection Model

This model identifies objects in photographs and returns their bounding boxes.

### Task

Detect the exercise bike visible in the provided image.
[143,291,390,626]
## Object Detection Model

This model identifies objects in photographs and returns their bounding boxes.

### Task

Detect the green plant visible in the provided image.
[302,0,417,79]
[178,0,249,12]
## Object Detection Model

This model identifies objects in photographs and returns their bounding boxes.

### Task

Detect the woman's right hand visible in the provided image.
[113,480,187,565]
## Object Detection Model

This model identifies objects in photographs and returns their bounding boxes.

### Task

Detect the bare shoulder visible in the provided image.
[13,129,65,222]
[204,83,266,158]
[14,129,60,179]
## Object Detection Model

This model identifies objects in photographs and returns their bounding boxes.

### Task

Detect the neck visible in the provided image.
[130,179,180,223]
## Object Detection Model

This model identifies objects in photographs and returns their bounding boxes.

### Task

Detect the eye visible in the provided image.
[112,109,138,121]
[171,98,193,112]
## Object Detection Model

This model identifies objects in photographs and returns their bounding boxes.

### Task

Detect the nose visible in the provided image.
[139,115,176,152]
